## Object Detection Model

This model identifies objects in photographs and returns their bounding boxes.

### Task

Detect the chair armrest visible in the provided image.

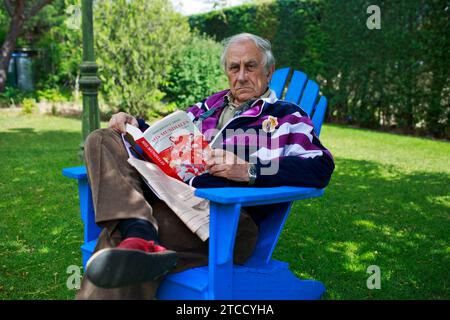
[63,168,325,206]
[62,166,87,179]
[195,186,324,206]
[62,166,101,243]
[197,186,324,299]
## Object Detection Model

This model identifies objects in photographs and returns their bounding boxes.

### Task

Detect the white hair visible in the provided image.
[221,33,275,73]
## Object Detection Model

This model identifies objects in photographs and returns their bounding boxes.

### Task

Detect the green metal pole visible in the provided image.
[78,0,100,161]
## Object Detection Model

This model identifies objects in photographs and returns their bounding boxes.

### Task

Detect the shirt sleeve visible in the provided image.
[253,154,334,188]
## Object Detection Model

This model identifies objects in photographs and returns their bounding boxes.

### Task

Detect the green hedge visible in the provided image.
[93,0,191,117]
[1,0,229,118]
[190,0,449,138]
[162,33,228,109]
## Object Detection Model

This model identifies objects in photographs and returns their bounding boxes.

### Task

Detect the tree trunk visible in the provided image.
[0,1,25,92]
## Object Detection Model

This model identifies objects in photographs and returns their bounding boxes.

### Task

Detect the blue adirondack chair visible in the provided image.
[62,67,329,299]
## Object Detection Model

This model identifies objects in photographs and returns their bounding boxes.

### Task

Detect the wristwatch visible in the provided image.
[247,163,257,186]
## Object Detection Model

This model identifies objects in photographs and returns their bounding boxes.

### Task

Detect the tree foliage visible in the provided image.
[0,0,80,91]
[0,0,54,91]
[1,0,230,117]
[190,0,450,138]
[162,32,228,109]
[93,0,191,117]
[33,0,81,89]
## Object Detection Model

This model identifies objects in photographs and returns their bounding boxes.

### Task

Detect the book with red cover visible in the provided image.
[126,111,209,182]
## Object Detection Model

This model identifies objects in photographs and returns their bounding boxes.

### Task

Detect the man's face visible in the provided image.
[225,40,275,105]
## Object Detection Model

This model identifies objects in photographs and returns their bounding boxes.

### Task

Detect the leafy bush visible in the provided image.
[36,88,69,103]
[0,87,21,106]
[1,0,83,90]
[0,86,70,108]
[0,87,35,107]
[21,98,38,114]
[94,0,191,118]
[190,0,450,138]
[2,0,231,120]
[162,33,228,109]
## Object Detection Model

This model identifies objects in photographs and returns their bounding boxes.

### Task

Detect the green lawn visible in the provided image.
[0,110,449,299]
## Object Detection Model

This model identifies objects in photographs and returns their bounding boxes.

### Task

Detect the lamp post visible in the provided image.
[78,0,100,161]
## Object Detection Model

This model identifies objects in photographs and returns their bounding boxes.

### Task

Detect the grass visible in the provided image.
[277,125,450,299]
[0,110,449,299]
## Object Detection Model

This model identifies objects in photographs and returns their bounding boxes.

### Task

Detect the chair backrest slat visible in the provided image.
[284,70,307,104]
[253,69,328,264]
[299,80,319,116]
[269,67,290,98]
[311,96,327,137]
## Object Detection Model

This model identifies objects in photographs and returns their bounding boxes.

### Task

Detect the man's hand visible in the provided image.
[108,112,139,134]
[205,149,250,183]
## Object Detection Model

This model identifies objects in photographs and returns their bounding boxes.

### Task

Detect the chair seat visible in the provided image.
[80,240,325,300]
[157,259,325,300]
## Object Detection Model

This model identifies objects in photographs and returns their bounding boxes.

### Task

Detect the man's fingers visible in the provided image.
[108,112,137,133]
[205,158,216,168]
[117,121,126,134]
[129,117,139,127]
[108,114,120,132]
[209,164,228,175]
[210,149,229,160]
[212,171,228,179]
[109,118,122,133]
[210,166,229,179]
[210,149,225,156]
[108,118,115,129]
[207,149,239,167]
[206,157,227,169]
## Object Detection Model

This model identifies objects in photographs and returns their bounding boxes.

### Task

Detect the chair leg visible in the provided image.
[233,260,326,300]
[208,202,241,300]
[76,178,101,244]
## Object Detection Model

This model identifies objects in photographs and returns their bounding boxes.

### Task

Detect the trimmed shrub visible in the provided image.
[190,0,450,138]
[21,98,38,114]
[162,33,228,109]
[94,0,191,118]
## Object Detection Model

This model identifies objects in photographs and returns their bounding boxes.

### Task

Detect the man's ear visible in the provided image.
[267,64,275,83]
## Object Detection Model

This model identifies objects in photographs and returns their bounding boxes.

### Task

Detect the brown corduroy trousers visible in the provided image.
[75,128,259,300]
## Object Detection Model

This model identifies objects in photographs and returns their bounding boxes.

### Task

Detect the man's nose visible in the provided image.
[237,67,247,82]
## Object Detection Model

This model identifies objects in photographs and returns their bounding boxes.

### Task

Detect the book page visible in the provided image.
[122,134,209,241]
[133,111,210,182]
[128,157,210,241]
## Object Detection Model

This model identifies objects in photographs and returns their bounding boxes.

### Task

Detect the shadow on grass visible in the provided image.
[8,127,36,133]
[1,129,448,299]
[0,129,84,299]
[47,109,112,122]
[0,128,83,156]
[279,158,450,299]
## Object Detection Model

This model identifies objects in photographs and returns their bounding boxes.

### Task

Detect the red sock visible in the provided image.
[117,237,169,253]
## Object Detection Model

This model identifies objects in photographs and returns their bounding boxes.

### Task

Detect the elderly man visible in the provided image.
[76,33,334,299]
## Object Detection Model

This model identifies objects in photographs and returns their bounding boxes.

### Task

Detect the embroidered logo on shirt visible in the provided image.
[262,116,278,133]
